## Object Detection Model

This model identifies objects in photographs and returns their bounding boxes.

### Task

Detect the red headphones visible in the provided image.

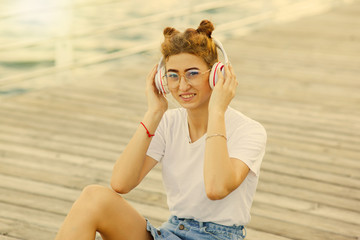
[155,38,229,95]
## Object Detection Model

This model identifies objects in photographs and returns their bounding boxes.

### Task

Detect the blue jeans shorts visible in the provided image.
[146,216,246,240]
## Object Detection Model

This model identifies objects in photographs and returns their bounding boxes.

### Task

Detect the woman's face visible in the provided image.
[166,53,212,111]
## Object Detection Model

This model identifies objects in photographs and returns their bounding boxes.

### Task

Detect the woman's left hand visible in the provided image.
[208,63,238,114]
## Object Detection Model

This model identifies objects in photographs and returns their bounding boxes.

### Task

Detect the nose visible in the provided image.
[178,75,190,91]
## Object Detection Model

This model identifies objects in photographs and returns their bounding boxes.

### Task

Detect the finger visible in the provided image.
[227,63,237,82]
[224,66,238,94]
[149,64,158,77]
[216,68,225,86]
[230,65,239,88]
[146,64,158,85]
[152,64,158,77]
[223,64,233,87]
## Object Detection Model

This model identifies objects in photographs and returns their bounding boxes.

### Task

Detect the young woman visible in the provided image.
[55,20,266,240]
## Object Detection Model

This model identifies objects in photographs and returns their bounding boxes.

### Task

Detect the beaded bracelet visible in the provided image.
[206,134,227,141]
[140,122,154,138]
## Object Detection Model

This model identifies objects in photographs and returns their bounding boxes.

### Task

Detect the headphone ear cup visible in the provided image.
[209,62,225,89]
[155,66,169,95]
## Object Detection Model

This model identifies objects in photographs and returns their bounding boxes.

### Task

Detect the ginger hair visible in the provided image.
[161,20,218,68]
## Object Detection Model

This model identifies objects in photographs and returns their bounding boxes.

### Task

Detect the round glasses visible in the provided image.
[166,69,210,87]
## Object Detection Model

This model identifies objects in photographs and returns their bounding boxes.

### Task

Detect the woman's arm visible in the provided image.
[204,111,249,200]
[111,111,162,193]
[204,64,249,200]
[111,65,168,194]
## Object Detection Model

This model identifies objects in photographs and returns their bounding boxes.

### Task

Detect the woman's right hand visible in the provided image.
[145,64,168,114]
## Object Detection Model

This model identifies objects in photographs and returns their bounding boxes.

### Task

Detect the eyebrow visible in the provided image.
[167,67,200,72]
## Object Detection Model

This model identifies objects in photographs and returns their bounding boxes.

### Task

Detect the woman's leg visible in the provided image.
[55,185,153,240]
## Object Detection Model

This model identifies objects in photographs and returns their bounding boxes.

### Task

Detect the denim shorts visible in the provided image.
[146,216,246,240]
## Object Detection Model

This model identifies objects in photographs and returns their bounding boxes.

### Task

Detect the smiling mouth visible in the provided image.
[180,93,196,99]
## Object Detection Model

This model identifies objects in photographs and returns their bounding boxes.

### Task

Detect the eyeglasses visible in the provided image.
[165,69,210,86]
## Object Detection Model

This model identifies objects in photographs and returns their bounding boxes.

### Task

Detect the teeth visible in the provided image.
[182,94,195,99]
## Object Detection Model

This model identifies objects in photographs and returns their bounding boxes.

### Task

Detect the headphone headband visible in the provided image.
[212,38,229,64]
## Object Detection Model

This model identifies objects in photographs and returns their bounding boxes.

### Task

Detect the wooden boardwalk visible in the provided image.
[0,2,360,240]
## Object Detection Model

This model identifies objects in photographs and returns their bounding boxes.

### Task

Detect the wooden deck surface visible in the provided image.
[0,2,360,240]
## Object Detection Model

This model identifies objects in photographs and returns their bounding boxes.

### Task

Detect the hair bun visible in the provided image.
[196,20,214,38]
[163,27,179,38]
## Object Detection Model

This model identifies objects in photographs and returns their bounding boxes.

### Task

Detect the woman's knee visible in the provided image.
[82,184,119,198]
[78,185,122,210]
[81,184,109,197]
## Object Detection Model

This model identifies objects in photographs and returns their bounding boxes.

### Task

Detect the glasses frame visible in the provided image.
[165,69,211,87]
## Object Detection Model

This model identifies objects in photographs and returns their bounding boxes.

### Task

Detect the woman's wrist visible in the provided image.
[140,110,164,135]
[207,109,226,135]
[208,108,225,119]
[145,109,166,119]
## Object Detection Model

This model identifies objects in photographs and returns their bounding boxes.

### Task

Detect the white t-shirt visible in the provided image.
[147,107,267,226]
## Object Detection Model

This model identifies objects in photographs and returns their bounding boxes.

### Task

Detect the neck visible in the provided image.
[187,107,208,142]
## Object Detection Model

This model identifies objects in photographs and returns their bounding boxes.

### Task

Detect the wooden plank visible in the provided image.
[231,101,360,136]
[260,171,360,201]
[0,150,111,181]
[246,228,294,240]
[0,161,100,190]
[0,112,131,148]
[0,174,81,202]
[0,132,119,163]
[265,145,360,170]
[0,141,113,170]
[0,105,138,138]
[249,215,356,240]
[0,119,127,153]
[267,137,359,161]
[237,61,360,88]
[0,202,63,234]
[0,217,54,240]
[254,191,360,225]
[265,153,360,178]
[261,161,360,189]
[251,203,360,237]
[0,187,73,216]
[0,235,23,240]
[257,181,360,212]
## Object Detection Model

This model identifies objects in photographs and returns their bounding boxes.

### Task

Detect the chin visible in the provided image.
[179,100,209,111]
[179,102,197,109]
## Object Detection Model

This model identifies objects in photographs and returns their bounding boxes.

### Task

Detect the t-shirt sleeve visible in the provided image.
[228,122,267,176]
[146,114,167,162]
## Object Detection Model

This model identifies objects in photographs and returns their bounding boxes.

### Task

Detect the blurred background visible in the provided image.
[0,0,355,95]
